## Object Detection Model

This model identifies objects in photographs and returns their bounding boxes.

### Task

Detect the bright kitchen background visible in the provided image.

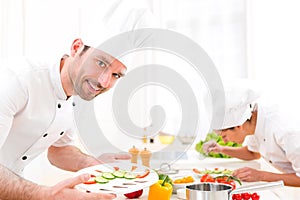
[1,0,300,184]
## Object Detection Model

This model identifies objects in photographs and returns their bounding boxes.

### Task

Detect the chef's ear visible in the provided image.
[70,38,84,56]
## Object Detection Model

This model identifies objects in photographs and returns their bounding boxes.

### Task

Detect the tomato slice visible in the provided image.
[215,177,236,189]
[200,174,215,183]
[113,166,120,171]
[136,169,150,178]
[124,189,143,199]
[83,180,96,184]
[83,176,96,184]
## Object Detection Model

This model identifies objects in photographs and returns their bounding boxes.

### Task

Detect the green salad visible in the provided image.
[195,132,241,158]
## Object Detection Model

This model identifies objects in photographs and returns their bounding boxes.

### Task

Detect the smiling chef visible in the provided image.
[0,0,162,199]
[203,83,300,187]
[0,39,132,199]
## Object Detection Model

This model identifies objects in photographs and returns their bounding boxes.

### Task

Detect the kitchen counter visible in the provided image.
[24,149,300,199]
[115,189,281,200]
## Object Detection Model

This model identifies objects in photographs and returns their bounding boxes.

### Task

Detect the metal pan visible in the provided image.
[186,180,283,200]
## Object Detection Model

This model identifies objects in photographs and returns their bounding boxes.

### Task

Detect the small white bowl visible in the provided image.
[176,188,186,199]
[172,183,194,194]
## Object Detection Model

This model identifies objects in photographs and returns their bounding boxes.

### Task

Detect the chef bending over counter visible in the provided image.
[203,84,300,187]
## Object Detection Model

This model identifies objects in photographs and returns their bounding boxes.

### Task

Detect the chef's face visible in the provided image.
[214,126,246,144]
[71,45,127,101]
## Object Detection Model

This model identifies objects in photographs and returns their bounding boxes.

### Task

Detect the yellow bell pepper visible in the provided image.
[148,179,173,200]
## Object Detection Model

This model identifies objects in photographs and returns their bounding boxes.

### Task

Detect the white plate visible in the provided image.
[172,183,194,194]
[169,174,196,194]
[177,188,186,199]
[74,162,158,194]
[193,167,233,178]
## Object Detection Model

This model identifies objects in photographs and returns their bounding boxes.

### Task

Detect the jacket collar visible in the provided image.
[49,58,68,100]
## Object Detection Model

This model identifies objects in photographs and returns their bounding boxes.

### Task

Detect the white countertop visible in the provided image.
[24,149,300,200]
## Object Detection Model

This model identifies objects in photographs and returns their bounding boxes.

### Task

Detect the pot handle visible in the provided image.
[229,180,284,199]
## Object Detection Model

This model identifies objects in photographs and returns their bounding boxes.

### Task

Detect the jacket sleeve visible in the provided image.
[0,68,28,148]
[280,130,300,177]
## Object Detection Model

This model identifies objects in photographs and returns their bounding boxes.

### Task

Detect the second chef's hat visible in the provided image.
[212,80,261,130]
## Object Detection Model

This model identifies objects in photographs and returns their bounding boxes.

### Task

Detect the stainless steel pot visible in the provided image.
[186,180,283,200]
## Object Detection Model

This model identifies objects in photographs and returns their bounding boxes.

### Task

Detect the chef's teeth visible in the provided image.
[88,81,100,91]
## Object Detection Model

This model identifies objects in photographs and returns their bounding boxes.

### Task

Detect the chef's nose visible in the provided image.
[215,130,226,138]
[98,68,112,88]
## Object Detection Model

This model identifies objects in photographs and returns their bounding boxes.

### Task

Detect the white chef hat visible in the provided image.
[212,80,261,130]
[79,0,161,53]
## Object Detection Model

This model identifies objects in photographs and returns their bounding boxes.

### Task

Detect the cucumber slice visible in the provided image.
[95,176,109,184]
[102,172,115,180]
[124,172,136,179]
[112,170,125,178]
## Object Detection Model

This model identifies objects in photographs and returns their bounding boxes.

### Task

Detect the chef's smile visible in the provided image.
[86,80,103,95]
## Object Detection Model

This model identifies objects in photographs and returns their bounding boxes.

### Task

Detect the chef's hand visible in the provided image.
[202,140,223,153]
[44,173,116,199]
[233,167,263,182]
[97,153,131,163]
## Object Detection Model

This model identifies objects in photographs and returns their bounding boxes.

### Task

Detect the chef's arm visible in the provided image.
[0,164,46,199]
[233,167,300,187]
[219,146,261,160]
[47,145,102,172]
[0,163,117,199]
[260,172,300,187]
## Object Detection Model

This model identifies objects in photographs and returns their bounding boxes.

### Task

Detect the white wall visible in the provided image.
[247,0,300,111]
[4,0,299,184]
[1,0,247,184]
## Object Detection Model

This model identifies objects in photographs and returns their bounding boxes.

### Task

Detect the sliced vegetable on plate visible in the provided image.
[193,167,233,177]
[199,174,242,190]
[124,189,143,199]
[75,163,158,194]
[172,175,195,184]
[170,175,195,194]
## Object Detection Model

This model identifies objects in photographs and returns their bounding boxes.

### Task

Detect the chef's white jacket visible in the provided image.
[245,104,300,177]
[0,57,77,175]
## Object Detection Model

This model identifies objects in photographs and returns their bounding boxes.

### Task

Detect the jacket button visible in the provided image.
[72,102,76,106]
[22,156,28,160]
[263,138,266,142]
[43,133,48,137]
[58,103,61,108]
[60,131,64,135]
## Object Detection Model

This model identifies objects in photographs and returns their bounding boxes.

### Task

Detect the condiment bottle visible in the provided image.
[140,147,152,167]
[128,145,139,164]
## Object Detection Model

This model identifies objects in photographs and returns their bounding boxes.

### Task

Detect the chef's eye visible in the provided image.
[97,60,106,68]
[112,73,121,79]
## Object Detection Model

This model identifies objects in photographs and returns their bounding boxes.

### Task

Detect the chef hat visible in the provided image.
[212,80,261,130]
[79,0,161,53]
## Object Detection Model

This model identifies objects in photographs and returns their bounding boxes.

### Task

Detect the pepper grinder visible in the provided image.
[140,147,152,167]
[128,145,139,164]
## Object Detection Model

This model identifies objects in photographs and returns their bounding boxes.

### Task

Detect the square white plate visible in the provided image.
[74,162,158,194]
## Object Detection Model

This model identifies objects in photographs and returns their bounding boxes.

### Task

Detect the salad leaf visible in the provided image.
[195,132,242,158]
